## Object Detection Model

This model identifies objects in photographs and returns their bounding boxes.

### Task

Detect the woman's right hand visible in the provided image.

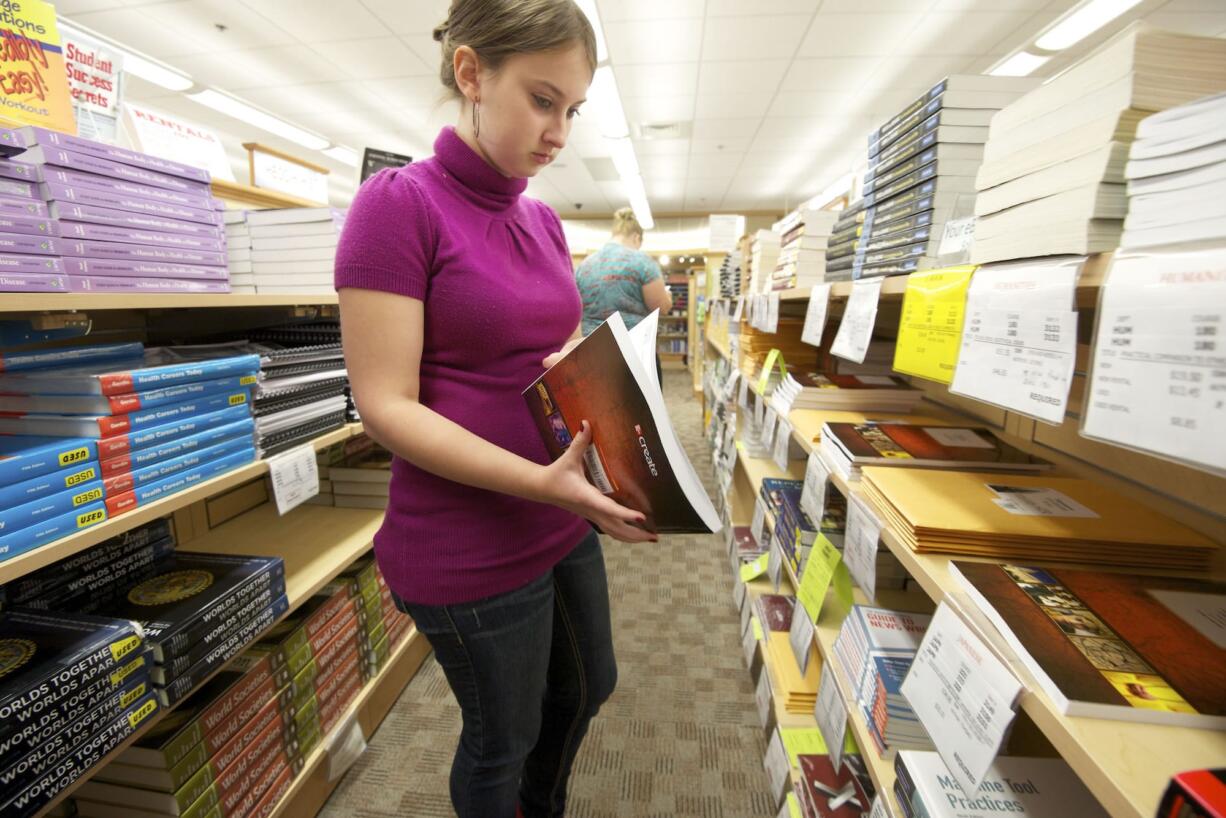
[539,420,657,543]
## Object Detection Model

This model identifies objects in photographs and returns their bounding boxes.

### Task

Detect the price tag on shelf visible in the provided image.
[761,406,780,449]
[765,292,781,334]
[723,368,740,401]
[831,277,884,363]
[767,531,784,591]
[733,296,744,322]
[795,534,846,624]
[937,216,976,258]
[740,593,753,634]
[325,709,368,781]
[844,495,881,603]
[893,265,976,385]
[743,616,759,669]
[734,576,748,612]
[754,390,766,427]
[799,451,830,524]
[756,665,774,728]
[801,283,833,348]
[868,796,888,818]
[740,551,769,583]
[739,375,750,408]
[764,729,793,805]
[815,663,849,771]
[1082,248,1226,473]
[773,418,793,470]
[751,497,768,542]
[902,603,1023,798]
[788,602,815,674]
[950,257,1080,425]
[267,443,319,515]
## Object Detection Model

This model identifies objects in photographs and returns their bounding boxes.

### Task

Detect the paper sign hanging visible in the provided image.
[893,265,976,384]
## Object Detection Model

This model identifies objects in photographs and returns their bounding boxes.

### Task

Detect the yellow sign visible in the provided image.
[0,0,76,133]
[893,265,976,384]
[740,552,769,582]
[755,348,787,395]
[780,725,859,768]
[751,618,764,641]
[796,534,846,623]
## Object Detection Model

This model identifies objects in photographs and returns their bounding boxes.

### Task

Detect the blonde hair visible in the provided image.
[433,0,598,99]
[612,207,643,240]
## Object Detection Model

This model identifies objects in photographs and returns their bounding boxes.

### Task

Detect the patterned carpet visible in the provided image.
[319,369,775,818]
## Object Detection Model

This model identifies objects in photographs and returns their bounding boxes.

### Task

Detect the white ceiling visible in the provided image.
[57,0,1226,217]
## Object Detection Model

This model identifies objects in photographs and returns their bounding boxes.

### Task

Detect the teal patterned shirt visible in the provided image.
[575,242,662,336]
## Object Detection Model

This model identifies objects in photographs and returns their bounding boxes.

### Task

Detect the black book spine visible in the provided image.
[159,595,289,708]
[15,535,177,612]
[863,146,939,197]
[863,180,939,232]
[151,562,286,661]
[871,116,940,177]
[863,224,934,255]
[0,671,151,791]
[153,583,280,684]
[1,692,159,818]
[871,92,945,156]
[894,778,917,818]
[894,753,917,801]
[862,161,939,208]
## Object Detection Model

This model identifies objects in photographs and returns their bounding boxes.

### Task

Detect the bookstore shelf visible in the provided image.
[754,410,1226,818]
[266,628,432,818]
[745,572,823,734]
[0,292,341,312]
[31,495,404,818]
[0,422,365,585]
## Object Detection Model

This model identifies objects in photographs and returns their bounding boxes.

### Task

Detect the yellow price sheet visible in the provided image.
[780,725,860,768]
[740,552,769,582]
[796,535,853,623]
[755,348,787,395]
[893,265,976,384]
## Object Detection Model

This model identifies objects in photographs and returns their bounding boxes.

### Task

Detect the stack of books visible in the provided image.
[832,605,933,756]
[763,627,820,714]
[0,610,157,817]
[0,126,228,294]
[772,371,922,413]
[752,593,795,634]
[971,25,1226,264]
[1121,91,1226,250]
[248,208,346,294]
[223,210,253,293]
[738,318,812,376]
[718,249,742,298]
[824,199,865,282]
[853,75,1038,278]
[329,445,393,509]
[818,422,1050,481]
[245,321,355,422]
[0,343,258,560]
[861,468,1220,571]
[61,550,287,706]
[952,562,1226,728]
[772,208,839,290]
[760,477,817,575]
[339,554,415,677]
[749,229,781,295]
[732,525,767,562]
[894,752,1111,818]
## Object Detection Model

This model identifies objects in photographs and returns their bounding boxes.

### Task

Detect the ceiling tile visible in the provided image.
[599,0,705,21]
[701,15,812,60]
[706,0,820,14]
[624,95,697,124]
[687,153,742,177]
[781,57,879,91]
[797,12,926,57]
[168,46,345,91]
[695,94,772,119]
[239,0,391,43]
[690,136,754,154]
[640,155,689,180]
[697,60,790,97]
[138,0,297,53]
[896,11,1036,56]
[766,91,859,118]
[605,18,703,64]
[65,8,208,58]
[634,138,692,156]
[360,0,449,34]
[310,37,432,79]
[691,118,761,140]
[615,63,700,98]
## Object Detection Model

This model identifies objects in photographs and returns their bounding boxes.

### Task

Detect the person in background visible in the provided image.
[335,2,650,817]
[575,207,673,382]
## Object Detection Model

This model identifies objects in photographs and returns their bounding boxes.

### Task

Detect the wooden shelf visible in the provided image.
[33,496,397,817]
[211,178,326,209]
[706,332,732,361]
[772,415,1226,818]
[0,423,364,586]
[266,628,431,818]
[0,292,340,312]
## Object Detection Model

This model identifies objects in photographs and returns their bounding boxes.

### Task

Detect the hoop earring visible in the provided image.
[472,100,480,139]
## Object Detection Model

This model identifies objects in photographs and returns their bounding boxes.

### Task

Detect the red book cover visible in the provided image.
[796,753,873,817]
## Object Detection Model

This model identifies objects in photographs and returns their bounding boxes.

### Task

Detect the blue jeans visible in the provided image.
[395,529,617,818]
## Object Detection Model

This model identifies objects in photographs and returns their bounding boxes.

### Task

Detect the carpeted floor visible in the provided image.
[319,368,775,818]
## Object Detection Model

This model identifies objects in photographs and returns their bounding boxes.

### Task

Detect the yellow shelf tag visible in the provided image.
[893,265,976,385]
[755,348,787,395]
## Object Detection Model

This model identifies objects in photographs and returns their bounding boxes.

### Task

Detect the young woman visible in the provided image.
[334,2,649,816]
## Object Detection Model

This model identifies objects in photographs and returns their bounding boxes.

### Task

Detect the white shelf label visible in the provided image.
[801,283,833,348]
[739,374,750,408]
[764,729,792,805]
[1083,248,1226,474]
[901,603,1023,798]
[762,407,780,449]
[799,451,830,525]
[773,419,794,470]
[767,531,784,591]
[815,663,849,771]
[765,292,781,334]
[937,216,976,257]
[950,258,1080,424]
[843,495,881,603]
[752,497,768,545]
[788,603,815,675]
[756,664,774,727]
[267,443,319,516]
[831,278,884,363]
[733,296,745,321]
[869,795,888,818]
[325,709,368,782]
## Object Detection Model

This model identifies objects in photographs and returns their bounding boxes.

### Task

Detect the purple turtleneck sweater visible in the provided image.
[334,127,591,606]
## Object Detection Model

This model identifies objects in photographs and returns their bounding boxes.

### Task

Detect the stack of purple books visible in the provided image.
[0,127,229,294]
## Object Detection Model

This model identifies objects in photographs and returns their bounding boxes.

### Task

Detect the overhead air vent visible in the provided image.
[636,121,691,140]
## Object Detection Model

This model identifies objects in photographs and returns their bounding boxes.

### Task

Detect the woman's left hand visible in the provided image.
[543,337,582,369]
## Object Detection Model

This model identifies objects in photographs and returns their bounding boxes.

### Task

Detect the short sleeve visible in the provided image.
[637,251,662,286]
[334,168,434,300]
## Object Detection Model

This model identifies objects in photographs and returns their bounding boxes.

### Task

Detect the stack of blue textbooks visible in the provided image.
[0,342,258,563]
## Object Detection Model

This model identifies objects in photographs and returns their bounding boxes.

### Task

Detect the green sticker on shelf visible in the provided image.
[780,727,828,767]
[740,552,769,582]
[752,618,764,641]
[787,793,803,818]
[796,534,843,623]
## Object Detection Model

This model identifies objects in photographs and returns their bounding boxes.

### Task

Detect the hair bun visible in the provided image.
[432,22,449,42]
